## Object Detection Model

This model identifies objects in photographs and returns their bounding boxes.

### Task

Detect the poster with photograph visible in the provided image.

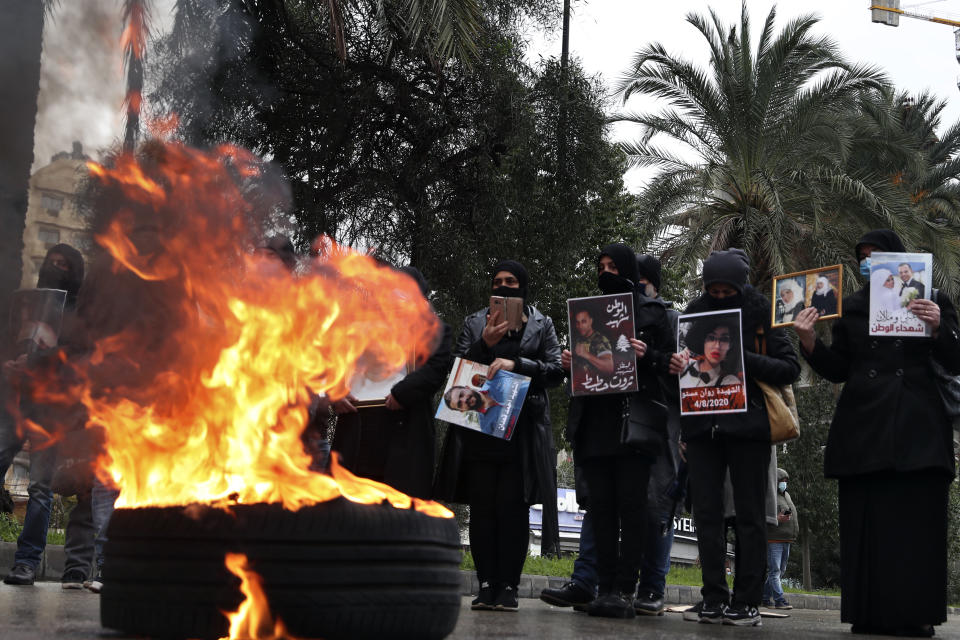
[868,252,932,337]
[9,288,67,356]
[771,265,842,328]
[677,309,747,416]
[567,293,639,396]
[434,357,531,440]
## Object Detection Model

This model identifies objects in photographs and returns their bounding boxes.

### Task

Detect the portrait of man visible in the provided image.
[897,262,925,299]
[442,382,507,435]
[572,308,613,376]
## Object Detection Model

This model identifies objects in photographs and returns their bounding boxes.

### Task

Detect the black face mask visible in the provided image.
[37,264,71,291]
[598,271,635,295]
[707,293,743,310]
[492,285,523,299]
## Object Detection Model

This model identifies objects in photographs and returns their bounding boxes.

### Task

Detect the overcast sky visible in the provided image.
[32,0,960,192]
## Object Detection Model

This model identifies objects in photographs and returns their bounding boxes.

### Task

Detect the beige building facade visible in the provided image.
[20,141,93,289]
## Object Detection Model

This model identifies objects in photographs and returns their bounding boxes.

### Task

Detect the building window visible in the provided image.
[40,193,63,217]
[38,228,60,248]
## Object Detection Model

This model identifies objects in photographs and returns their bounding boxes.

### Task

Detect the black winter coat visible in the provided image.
[385,321,453,497]
[804,287,960,479]
[433,305,564,555]
[680,286,801,442]
[334,322,452,499]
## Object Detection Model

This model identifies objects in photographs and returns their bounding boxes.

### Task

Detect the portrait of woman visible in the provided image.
[678,314,742,389]
[809,275,838,316]
[870,267,901,314]
[774,278,805,325]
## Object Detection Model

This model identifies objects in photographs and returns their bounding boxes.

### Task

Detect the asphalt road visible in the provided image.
[1,583,958,639]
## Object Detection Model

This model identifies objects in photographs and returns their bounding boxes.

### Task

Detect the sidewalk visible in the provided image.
[457,570,960,616]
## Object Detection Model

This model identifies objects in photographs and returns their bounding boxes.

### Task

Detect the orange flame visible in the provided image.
[54,141,451,518]
[120,1,148,62]
[221,553,302,640]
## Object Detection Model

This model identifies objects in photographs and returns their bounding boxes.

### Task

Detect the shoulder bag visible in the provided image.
[754,327,800,444]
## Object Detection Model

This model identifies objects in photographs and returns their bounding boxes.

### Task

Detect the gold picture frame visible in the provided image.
[771,265,843,329]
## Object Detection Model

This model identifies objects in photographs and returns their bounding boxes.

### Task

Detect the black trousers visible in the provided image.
[686,435,770,607]
[579,455,651,595]
[464,458,529,588]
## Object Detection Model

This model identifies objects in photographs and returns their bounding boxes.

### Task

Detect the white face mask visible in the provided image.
[778,481,787,493]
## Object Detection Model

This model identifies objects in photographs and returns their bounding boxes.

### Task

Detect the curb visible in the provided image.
[457,570,960,615]
[0,542,67,581]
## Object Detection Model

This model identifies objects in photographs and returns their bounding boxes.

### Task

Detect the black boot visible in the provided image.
[3,563,36,586]
[539,581,594,608]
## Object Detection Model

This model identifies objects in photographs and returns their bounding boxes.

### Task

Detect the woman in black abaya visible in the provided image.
[794,229,960,637]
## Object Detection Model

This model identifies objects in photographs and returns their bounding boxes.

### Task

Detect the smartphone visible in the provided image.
[783,509,792,516]
[490,296,523,332]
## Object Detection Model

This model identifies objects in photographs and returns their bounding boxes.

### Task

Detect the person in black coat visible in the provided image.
[433,260,563,612]
[668,249,800,626]
[793,229,960,637]
[562,244,673,619]
[332,266,451,499]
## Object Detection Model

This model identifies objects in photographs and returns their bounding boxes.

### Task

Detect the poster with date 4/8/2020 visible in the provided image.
[676,308,747,416]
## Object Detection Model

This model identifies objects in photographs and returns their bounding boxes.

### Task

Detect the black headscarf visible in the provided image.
[37,243,84,308]
[263,235,297,271]
[491,260,528,301]
[399,265,429,298]
[598,243,639,294]
[635,253,662,293]
[854,229,906,259]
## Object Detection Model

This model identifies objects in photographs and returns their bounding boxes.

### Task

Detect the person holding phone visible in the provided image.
[434,260,563,612]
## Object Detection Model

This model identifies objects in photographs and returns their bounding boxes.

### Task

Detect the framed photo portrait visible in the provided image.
[771,265,842,328]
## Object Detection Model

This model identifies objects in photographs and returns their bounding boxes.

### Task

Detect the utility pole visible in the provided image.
[557,0,571,182]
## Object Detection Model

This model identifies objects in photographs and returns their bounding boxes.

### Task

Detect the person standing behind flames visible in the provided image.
[668,249,800,627]
[433,260,563,613]
[1,244,96,589]
[793,229,959,638]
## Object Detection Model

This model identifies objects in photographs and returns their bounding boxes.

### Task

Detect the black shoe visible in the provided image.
[683,600,704,622]
[471,582,496,611]
[587,593,636,619]
[723,604,762,626]
[774,598,793,610]
[540,581,594,608]
[61,569,87,590]
[3,563,36,586]
[494,585,519,612]
[634,590,665,616]
[697,601,728,624]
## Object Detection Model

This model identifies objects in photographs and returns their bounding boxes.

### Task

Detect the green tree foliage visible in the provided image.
[612,3,960,298]
[151,1,637,452]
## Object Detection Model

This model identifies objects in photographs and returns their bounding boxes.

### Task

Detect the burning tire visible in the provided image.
[100,498,462,639]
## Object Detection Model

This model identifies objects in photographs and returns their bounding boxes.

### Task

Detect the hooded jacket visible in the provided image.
[679,285,801,441]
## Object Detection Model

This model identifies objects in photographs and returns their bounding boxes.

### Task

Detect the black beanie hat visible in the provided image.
[635,254,662,292]
[854,229,906,260]
[703,248,750,294]
[599,243,640,285]
[491,260,529,299]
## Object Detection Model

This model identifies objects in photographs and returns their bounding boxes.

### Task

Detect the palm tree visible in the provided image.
[613,3,930,291]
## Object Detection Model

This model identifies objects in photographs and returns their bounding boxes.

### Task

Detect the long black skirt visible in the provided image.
[838,469,952,630]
